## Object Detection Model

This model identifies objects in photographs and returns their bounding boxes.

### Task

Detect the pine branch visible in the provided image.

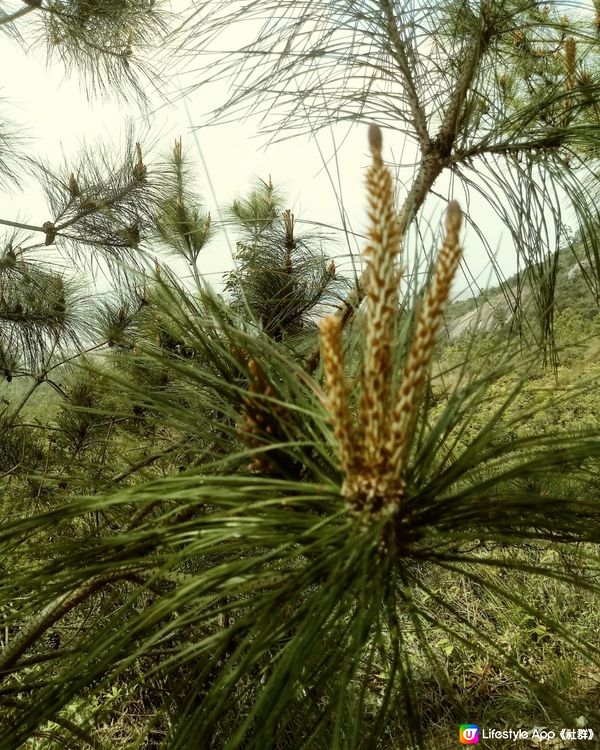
[0,570,138,678]
[0,218,47,234]
[436,0,494,155]
[0,2,37,27]
[380,0,430,149]
[111,441,183,484]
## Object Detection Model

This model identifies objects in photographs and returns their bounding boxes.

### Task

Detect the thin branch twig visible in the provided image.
[0,2,38,27]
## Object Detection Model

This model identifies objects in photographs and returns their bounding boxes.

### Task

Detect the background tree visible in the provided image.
[0,0,171,422]
[224,177,345,345]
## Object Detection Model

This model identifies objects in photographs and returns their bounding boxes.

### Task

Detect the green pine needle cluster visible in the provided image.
[1,125,600,748]
[3,1,600,747]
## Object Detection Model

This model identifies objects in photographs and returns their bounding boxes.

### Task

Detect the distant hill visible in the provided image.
[443,244,600,340]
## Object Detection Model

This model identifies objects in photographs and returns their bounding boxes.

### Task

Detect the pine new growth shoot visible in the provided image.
[360,122,402,475]
[320,124,462,526]
[320,315,356,478]
[388,200,462,476]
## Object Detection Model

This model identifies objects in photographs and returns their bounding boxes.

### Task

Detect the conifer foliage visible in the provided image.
[181,0,600,362]
[2,123,600,748]
[225,177,344,343]
[3,2,600,749]
[321,125,464,523]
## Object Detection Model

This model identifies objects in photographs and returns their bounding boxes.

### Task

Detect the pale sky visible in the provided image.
[2,0,587,302]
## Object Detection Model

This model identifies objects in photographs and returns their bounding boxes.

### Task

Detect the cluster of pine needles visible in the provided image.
[1,125,600,748]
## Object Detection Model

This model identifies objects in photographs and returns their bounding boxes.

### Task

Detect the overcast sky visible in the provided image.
[2,0,591,301]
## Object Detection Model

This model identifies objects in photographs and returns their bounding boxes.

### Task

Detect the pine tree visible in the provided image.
[0,2,170,457]
[3,2,600,749]
[1,122,600,748]
[180,0,600,366]
[224,177,344,344]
